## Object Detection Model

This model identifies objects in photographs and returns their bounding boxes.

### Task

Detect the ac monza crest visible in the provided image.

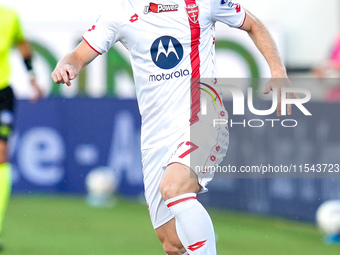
[186,4,199,23]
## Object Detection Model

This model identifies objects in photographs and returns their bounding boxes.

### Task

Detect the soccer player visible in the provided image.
[52,1,290,254]
[0,5,43,250]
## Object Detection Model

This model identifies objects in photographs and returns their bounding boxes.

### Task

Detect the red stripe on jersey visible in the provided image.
[166,196,197,208]
[237,11,247,28]
[82,36,102,55]
[185,0,201,125]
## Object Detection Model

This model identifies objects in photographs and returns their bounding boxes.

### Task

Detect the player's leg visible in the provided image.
[0,144,11,235]
[155,218,187,255]
[159,162,217,255]
[0,86,15,250]
[157,107,229,254]
[142,145,185,254]
[0,142,11,252]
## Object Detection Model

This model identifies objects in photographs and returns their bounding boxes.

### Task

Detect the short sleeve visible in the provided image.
[82,8,121,55]
[210,0,246,28]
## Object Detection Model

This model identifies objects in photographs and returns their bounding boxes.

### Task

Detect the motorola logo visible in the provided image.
[150,36,184,69]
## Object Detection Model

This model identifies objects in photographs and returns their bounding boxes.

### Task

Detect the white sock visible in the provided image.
[165,193,216,255]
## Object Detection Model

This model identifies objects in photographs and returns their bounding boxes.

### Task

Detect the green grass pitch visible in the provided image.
[1,195,340,255]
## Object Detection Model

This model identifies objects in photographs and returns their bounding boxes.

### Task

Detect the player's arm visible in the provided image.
[239,10,287,78]
[52,41,99,86]
[17,40,43,102]
[239,10,297,115]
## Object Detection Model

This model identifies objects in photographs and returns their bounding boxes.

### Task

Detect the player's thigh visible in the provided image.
[142,145,174,229]
[166,121,229,194]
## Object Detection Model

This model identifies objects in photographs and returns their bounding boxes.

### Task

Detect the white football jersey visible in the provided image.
[83,0,245,149]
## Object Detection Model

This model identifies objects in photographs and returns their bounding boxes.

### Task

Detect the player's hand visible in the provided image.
[30,78,43,103]
[51,64,78,86]
[263,77,299,116]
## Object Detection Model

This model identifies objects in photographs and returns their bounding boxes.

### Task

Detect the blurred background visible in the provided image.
[1,0,340,254]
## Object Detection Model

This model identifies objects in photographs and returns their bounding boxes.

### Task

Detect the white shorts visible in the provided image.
[142,102,229,229]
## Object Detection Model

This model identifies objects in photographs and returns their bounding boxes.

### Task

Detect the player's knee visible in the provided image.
[160,181,182,201]
[160,179,200,201]
[0,153,7,164]
[0,141,8,164]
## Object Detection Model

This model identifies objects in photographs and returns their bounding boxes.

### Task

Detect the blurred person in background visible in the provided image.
[0,5,43,251]
[313,33,340,101]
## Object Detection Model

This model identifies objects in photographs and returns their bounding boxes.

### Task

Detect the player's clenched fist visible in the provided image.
[51,41,99,86]
[51,63,78,86]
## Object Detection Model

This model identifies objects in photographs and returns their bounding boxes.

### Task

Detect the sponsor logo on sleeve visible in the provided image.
[220,1,241,12]
[235,3,241,13]
[220,0,237,8]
